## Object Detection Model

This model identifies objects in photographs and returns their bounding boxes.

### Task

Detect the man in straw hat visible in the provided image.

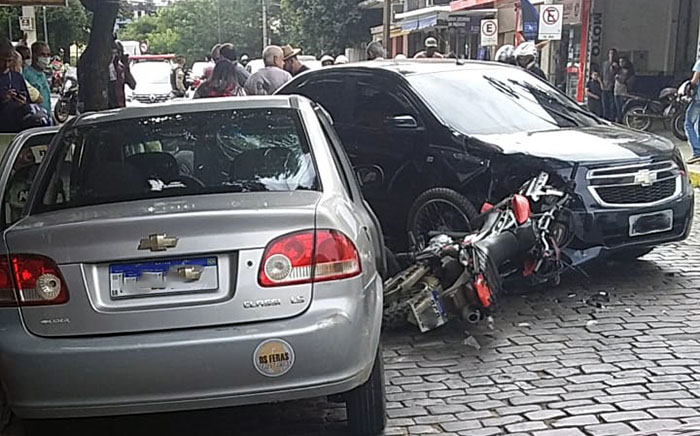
[281,45,309,77]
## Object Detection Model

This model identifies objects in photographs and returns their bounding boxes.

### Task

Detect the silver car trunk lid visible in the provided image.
[7,192,320,337]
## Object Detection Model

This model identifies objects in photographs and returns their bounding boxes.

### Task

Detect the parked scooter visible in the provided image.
[622,86,688,140]
[54,67,79,124]
[383,172,573,333]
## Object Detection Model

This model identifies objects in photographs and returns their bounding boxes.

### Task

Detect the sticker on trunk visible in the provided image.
[253,339,295,377]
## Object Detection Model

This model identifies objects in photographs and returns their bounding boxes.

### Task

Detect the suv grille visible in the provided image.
[587,160,681,207]
[595,178,677,205]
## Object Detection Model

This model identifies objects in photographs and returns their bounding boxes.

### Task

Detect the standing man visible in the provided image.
[601,48,619,121]
[171,55,187,98]
[684,56,700,163]
[244,45,292,96]
[108,41,136,109]
[23,41,52,115]
[414,37,444,59]
[366,41,385,61]
[281,45,309,77]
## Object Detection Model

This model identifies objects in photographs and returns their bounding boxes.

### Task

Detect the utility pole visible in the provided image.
[383,0,391,57]
[42,6,48,44]
[217,0,222,43]
[262,0,268,48]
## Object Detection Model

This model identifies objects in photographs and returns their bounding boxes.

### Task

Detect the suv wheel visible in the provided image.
[0,389,17,436]
[407,188,478,241]
[345,346,386,436]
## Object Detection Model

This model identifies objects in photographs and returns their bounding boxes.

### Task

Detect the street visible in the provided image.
[15,194,699,436]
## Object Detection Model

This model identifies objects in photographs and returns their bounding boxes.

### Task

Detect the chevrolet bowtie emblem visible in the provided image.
[138,234,178,252]
[634,169,657,187]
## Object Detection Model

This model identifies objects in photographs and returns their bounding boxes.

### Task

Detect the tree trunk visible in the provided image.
[78,0,120,112]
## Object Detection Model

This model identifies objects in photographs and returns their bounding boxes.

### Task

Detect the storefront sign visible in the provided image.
[480,19,498,46]
[538,4,563,40]
[561,0,582,25]
[448,16,480,33]
[0,0,66,5]
[589,12,603,61]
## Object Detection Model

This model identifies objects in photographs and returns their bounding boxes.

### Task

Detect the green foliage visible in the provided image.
[0,6,22,41]
[41,0,90,51]
[119,0,263,62]
[279,0,370,56]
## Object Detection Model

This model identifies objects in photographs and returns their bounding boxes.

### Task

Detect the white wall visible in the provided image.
[593,0,679,74]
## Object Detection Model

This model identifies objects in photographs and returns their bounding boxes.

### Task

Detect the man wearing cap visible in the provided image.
[281,45,309,77]
[414,37,444,59]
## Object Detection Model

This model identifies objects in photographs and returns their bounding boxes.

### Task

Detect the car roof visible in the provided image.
[73,96,308,127]
[308,59,511,77]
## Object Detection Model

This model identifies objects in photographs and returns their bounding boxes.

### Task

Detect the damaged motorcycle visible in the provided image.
[383,172,573,333]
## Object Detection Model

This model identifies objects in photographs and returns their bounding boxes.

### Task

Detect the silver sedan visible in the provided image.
[0,96,386,435]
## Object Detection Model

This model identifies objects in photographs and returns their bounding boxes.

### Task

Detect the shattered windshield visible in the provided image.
[408,68,602,136]
[35,108,318,212]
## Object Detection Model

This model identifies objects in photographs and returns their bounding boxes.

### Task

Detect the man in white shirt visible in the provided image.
[244,45,292,96]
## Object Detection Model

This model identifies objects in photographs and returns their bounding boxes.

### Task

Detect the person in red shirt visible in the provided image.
[194,59,244,99]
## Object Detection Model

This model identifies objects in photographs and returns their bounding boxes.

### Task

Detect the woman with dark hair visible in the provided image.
[193,59,245,99]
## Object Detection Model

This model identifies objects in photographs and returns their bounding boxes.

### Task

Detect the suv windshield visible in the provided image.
[408,68,602,136]
[35,108,318,213]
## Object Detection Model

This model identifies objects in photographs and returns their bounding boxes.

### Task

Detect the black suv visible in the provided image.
[277,61,693,263]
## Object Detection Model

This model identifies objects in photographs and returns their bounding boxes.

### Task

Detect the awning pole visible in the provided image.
[383,0,392,57]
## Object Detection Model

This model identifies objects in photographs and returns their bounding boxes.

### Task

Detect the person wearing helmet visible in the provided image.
[366,41,385,61]
[495,44,516,65]
[414,37,444,59]
[514,42,546,80]
[394,54,407,60]
[321,55,334,67]
[334,55,349,65]
[685,55,700,163]
[240,54,250,68]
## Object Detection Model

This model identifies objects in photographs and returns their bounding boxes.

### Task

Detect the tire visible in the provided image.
[382,299,412,330]
[0,389,14,436]
[53,99,70,124]
[407,188,478,241]
[345,346,386,436]
[673,111,688,141]
[623,103,653,131]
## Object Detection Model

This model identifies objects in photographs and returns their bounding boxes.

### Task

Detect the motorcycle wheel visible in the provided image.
[672,111,688,141]
[407,188,478,241]
[54,100,70,124]
[623,103,652,131]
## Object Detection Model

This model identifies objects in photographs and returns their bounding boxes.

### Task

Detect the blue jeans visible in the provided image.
[686,101,700,156]
[602,90,615,121]
[615,95,627,123]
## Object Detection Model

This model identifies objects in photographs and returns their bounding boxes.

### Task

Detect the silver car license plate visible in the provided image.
[629,209,673,237]
[109,257,218,299]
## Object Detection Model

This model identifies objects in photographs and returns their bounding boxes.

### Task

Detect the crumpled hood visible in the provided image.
[472,125,675,163]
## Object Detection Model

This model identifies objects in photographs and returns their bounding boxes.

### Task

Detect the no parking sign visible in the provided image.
[538,5,563,40]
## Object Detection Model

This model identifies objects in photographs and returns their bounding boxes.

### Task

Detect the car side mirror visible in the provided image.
[384,114,418,129]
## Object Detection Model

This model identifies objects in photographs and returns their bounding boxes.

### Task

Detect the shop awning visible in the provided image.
[450,0,496,12]
[395,5,450,32]
[400,15,440,31]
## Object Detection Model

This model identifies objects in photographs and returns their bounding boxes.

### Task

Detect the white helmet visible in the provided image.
[495,44,516,65]
[321,55,334,66]
[514,42,538,63]
[334,55,349,65]
[394,54,407,60]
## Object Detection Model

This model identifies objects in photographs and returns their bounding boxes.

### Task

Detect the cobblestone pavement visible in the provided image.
[25,198,700,436]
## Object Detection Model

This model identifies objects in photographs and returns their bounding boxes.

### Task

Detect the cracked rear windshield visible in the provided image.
[408,68,602,136]
[35,108,318,212]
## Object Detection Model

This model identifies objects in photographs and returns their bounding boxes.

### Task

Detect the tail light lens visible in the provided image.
[259,230,361,287]
[0,255,69,307]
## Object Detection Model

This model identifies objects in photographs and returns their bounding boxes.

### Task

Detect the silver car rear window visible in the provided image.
[35,108,319,212]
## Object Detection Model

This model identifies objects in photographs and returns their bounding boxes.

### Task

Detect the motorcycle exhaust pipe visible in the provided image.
[462,306,483,324]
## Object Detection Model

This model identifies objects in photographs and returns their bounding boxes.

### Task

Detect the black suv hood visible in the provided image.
[472,125,675,163]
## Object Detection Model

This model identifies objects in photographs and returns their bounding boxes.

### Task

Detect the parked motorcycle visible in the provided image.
[54,68,79,124]
[622,86,688,140]
[383,172,572,333]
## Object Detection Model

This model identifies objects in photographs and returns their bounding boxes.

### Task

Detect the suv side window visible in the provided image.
[290,78,351,124]
[353,81,419,130]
